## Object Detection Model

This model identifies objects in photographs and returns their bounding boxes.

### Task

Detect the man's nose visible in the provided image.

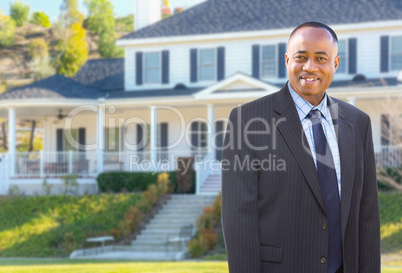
[303,58,318,72]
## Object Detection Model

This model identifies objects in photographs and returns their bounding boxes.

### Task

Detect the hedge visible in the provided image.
[96,170,195,194]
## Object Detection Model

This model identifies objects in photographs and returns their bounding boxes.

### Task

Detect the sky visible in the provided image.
[0,0,206,21]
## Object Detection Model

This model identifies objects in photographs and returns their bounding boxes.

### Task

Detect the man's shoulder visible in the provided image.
[231,86,285,116]
[329,96,370,122]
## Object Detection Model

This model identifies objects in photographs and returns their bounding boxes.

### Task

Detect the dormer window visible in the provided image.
[199,49,216,81]
[391,36,402,71]
[261,45,276,78]
[144,52,161,84]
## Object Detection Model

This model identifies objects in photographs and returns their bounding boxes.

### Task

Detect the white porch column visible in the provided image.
[207,104,215,158]
[150,106,158,168]
[347,97,356,107]
[97,104,105,174]
[8,108,16,177]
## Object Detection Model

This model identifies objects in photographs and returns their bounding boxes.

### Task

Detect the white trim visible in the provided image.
[0,99,98,107]
[195,72,278,99]
[116,20,402,47]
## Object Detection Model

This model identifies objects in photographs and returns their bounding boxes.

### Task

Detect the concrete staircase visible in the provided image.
[129,194,216,258]
[199,174,222,195]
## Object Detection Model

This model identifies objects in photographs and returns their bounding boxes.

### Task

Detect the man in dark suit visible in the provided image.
[221,22,380,273]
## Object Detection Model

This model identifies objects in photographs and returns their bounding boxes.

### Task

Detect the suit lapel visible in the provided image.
[273,85,326,213]
[328,97,356,239]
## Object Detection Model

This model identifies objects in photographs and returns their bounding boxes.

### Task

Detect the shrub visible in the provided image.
[188,236,206,258]
[31,11,51,27]
[28,38,48,59]
[201,228,218,251]
[212,192,222,222]
[27,55,56,81]
[97,171,177,193]
[189,194,222,257]
[10,1,30,27]
[0,11,16,47]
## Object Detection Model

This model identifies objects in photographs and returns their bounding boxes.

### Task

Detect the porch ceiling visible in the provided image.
[0,105,84,120]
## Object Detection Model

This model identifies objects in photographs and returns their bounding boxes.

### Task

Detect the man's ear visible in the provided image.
[285,52,289,67]
[334,55,340,71]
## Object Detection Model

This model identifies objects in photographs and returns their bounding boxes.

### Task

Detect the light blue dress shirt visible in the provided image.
[288,82,341,197]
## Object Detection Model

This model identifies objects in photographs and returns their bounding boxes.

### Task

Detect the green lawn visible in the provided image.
[0,260,399,273]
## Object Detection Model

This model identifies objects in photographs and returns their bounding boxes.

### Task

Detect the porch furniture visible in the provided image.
[165,223,194,254]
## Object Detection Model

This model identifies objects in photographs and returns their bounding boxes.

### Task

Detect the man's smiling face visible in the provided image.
[285,27,339,106]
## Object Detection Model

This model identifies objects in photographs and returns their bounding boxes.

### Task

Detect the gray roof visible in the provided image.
[0,74,103,100]
[73,58,124,91]
[105,87,204,99]
[120,0,402,40]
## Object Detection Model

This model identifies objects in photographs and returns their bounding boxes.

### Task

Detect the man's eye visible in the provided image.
[317,57,327,61]
[295,56,305,60]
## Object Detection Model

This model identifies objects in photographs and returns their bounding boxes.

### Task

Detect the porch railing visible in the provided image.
[375,146,402,168]
[12,150,208,178]
[14,151,97,178]
[9,146,401,179]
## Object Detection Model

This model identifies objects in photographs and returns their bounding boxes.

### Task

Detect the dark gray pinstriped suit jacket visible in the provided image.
[221,84,381,273]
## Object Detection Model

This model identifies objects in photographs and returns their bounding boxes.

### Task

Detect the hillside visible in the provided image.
[0,23,101,91]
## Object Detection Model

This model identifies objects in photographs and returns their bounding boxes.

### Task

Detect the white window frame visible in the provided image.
[260,44,277,79]
[143,51,162,84]
[198,48,217,82]
[336,39,348,74]
[390,35,402,71]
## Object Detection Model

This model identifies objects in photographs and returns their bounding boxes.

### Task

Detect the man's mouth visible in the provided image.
[300,76,319,83]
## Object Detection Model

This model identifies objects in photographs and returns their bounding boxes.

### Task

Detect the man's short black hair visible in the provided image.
[289,21,338,44]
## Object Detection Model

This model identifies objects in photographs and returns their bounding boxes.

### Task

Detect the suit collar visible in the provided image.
[273,84,326,213]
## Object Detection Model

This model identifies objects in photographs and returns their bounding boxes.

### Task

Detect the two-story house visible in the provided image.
[0,0,401,195]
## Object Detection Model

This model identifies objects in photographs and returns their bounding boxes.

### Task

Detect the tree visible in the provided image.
[59,0,85,27]
[85,0,123,58]
[27,56,55,80]
[0,11,16,47]
[56,23,88,77]
[28,38,48,59]
[115,14,134,33]
[10,1,30,27]
[30,11,51,28]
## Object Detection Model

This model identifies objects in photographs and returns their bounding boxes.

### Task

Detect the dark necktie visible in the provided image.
[307,109,342,273]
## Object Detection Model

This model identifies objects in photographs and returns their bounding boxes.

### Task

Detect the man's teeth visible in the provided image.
[303,78,318,82]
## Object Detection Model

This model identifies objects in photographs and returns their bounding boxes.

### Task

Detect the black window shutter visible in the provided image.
[278,43,287,78]
[162,50,169,84]
[380,36,389,73]
[191,122,198,149]
[56,129,63,151]
[381,114,390,146]
[136,51,143,85]
[217,47,225,81]
[160,123,168,149]
[190,49,197,82]
[252,45,260,78]
[78,128,86,152]
[348,38,357,74]
[137,124,144,151]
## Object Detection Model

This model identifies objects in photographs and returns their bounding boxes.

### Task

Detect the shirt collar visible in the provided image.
[287,82,330,122]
